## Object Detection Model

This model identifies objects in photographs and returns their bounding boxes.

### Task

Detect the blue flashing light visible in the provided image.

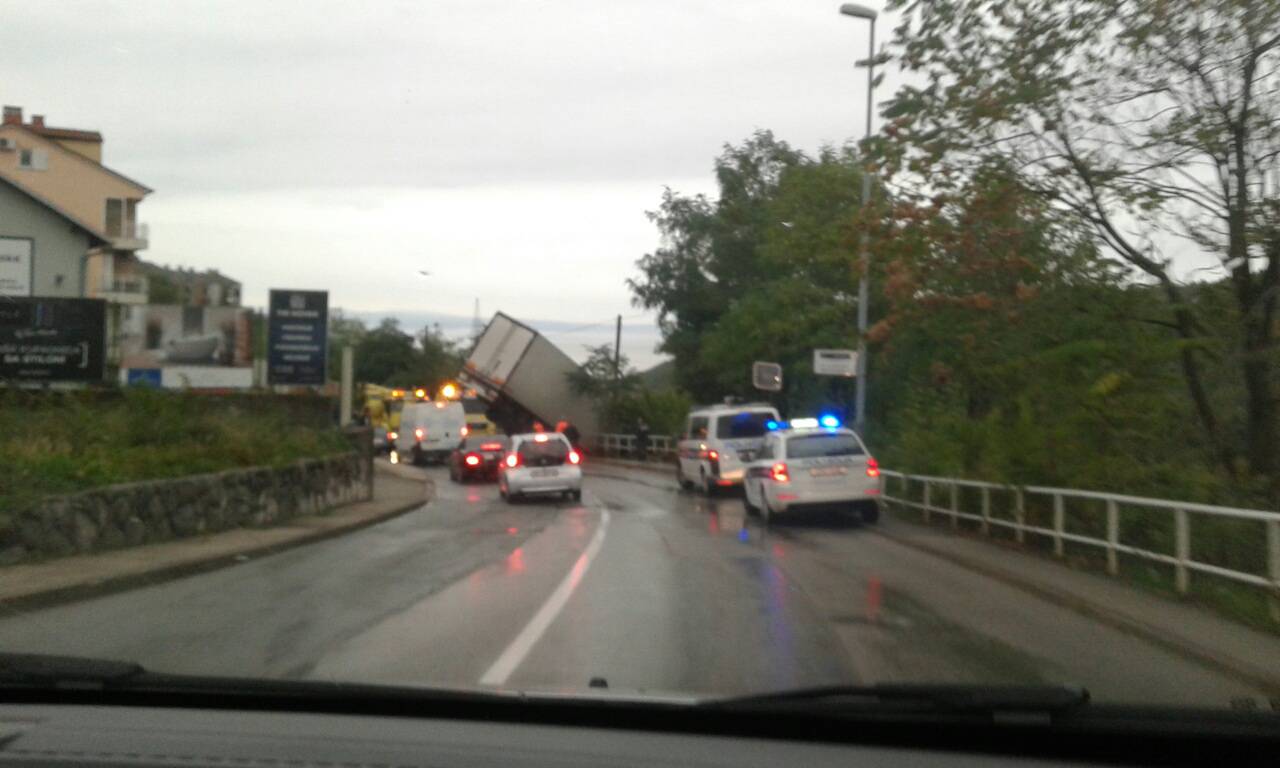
[819,414,841,429]
[765,419,780,431]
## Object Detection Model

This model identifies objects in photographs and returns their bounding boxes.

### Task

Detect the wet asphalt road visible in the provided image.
[0,462,1264,704]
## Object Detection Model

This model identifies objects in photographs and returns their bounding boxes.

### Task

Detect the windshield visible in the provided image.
[716,412,778,439]
[516,438,570,465]
[2,0,1277,719]
[786,434,864,458]
[464,436,508,452]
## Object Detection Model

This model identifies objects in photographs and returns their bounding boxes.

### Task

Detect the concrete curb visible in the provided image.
[0,470,435,615]
[873,526,1280,695]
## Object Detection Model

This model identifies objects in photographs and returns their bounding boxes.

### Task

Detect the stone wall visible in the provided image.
[0,451,372,567]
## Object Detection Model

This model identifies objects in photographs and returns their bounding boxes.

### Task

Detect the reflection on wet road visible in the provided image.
[0,461,1267,705]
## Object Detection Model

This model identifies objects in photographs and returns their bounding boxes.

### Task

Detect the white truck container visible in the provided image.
[459,313,599,439]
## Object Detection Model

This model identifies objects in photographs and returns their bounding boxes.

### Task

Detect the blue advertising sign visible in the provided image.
[126,368,162,387]
[267,289,328,386]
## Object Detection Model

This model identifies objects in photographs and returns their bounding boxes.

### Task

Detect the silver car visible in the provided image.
[498,432,583,502]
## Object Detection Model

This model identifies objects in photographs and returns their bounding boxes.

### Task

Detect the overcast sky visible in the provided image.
[1,0,890,368]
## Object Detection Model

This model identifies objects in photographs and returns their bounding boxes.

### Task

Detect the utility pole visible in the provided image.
[339,346,354,427]
[613,314,622,381]
[840,2,878,437]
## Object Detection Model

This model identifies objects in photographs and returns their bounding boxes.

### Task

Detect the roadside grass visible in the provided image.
[0,388,351,512]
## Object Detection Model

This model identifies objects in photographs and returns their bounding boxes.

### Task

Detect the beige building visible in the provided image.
[0,105,152,306]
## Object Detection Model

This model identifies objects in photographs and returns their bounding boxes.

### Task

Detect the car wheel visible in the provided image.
[760,495,775,526]
[676,463,694,491]
[858,500,880,524]
[412,447,424,466]
[571,489,582,502]
[743,487,758,516]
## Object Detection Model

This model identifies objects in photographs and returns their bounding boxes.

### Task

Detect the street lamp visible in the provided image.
[840,2,877,437]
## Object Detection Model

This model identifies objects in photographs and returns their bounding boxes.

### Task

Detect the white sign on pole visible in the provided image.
[814,348,858,377]
[0,237,32,296]
[752,361,783,391]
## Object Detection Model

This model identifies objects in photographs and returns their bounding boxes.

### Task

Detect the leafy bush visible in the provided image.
[0,388,351,511]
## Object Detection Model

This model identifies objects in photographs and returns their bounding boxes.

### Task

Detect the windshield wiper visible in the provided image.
[710,683,1089,716]
[0,653,145,689]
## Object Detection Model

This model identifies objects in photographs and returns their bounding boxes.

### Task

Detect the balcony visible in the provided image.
[98,276,149,305]
[105,221,149,251]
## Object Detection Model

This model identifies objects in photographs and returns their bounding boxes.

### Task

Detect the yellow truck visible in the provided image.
[362,385,407,452]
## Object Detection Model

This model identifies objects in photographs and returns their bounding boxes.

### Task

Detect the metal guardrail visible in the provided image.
[590,433,1280,621]
[592,432,677,461]
[878,470,1280,622]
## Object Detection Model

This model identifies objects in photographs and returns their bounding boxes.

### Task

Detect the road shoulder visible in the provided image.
[590,461,1280,694]
[0,462,431,613]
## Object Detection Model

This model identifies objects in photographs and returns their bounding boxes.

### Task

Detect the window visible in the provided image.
[517,437,570,464]
[105,199,124,236]
[785,433,865,459]
[715,411,777,439]
[17,148,45,170]
[686,416,709,440]
[464,436,508,451]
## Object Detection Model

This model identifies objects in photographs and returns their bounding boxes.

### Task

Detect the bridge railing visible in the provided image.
[588,433,1280,620]
[879,470,1280,621]
[590,433,677,461]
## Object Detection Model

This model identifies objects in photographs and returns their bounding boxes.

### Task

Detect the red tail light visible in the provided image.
[866,457,880,478]
[771,462,790,483]
[414,427,425,441]
[465,454,481,466]
[708,449,719,460]
[480,442,503,451]
[568,450,581,465]
[505,453,520,468]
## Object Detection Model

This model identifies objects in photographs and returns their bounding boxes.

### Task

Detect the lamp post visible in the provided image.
[839,3,877,436]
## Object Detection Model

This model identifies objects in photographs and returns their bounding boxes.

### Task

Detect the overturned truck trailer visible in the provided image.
[459,313,599,439]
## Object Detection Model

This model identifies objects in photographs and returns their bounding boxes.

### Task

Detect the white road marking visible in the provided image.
[479,509,611,686]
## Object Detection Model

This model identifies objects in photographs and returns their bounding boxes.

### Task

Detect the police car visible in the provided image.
[741,416,881,525]
[676,402,782,494]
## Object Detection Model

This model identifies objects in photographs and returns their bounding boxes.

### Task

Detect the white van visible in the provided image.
[676,402,782,494]
[395,401,467,465]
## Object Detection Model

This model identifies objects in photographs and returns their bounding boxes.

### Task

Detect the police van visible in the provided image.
[741,416,881,525]
[676,402,782,494]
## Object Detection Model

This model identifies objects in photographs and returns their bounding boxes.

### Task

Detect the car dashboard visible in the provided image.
[0,703,1105,768]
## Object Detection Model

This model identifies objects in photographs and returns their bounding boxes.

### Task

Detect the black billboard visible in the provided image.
[0,297,106,382]
[267,289,328,386]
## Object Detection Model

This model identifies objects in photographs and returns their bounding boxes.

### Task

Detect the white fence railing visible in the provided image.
[589,434,1280,621]
[591,432,677,461]
[879,470,1280,622]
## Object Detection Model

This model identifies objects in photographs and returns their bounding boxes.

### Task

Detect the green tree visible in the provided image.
[395,324,467,391]
[355,319,417,385]
[630,134,872,406]
[629,131,807,401]
[566,344,640,399]
[879,0,1280,491]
